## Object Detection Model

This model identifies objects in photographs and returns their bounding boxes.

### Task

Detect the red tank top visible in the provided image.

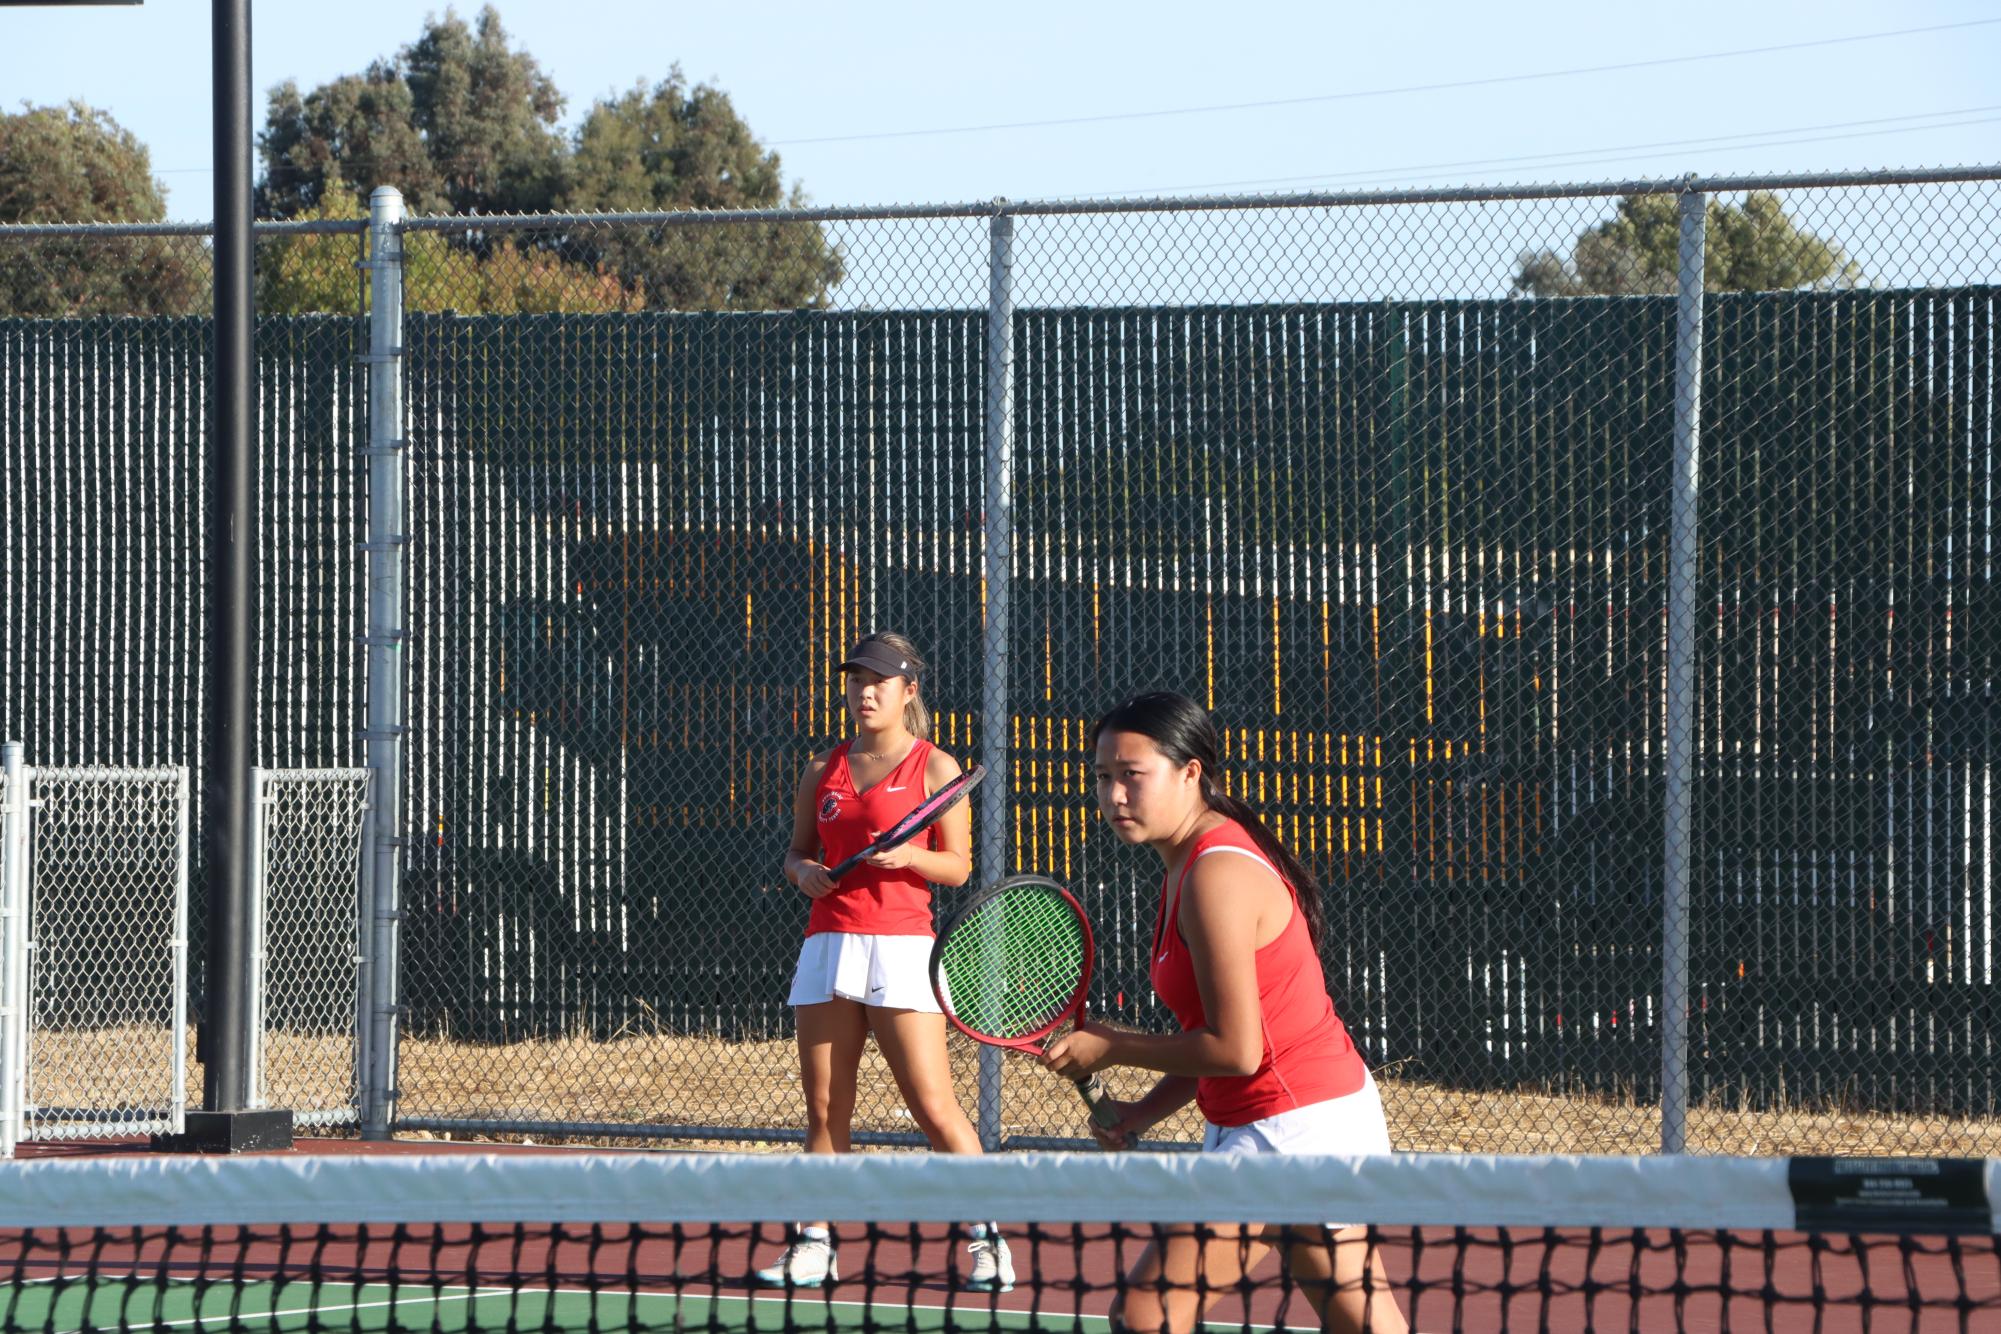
[1148,820,1368,1126]
[808,739,939,937]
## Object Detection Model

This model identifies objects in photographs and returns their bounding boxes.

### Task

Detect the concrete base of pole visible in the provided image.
[152,1109,294,1153]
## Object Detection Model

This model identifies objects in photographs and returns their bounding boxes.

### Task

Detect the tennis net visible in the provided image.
[1,1149,1995,1331]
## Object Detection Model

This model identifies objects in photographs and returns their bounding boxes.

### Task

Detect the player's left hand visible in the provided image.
[865,844,918,870]
[1040,1021,1113,1079]
[1084,1097,1150,1151]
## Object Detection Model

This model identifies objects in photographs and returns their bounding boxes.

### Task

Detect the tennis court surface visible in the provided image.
[2,1150,1996,1331]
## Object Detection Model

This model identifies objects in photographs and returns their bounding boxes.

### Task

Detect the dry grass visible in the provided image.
[22,1027,358,1131]
[27,1027,2001,1158]
[22,1028,182,1115]
[388,1031,2001,1158]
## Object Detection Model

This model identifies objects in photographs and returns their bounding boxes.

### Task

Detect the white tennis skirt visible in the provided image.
[1200,1073,1393,1156]
[785,931,942,1012]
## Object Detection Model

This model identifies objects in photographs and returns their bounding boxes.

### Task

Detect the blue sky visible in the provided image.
[0,0,1995,222]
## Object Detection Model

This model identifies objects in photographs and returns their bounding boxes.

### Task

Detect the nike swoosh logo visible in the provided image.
[1157,952,1170,962]
[886,785,909,792]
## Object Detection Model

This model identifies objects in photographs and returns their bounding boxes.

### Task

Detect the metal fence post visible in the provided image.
[362,186,408,1139]
[170,766,190,1137]
[353,784,377,1125]
[1661,184,1707,1155]
[245,767,268,1109]
[0,742,27,1157]
[976,204,1017,1151]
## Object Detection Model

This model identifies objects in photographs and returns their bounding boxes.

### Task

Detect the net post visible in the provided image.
[362,185,408,1141]
[976,203,1017,1151]
[0,742,26,1157]
[1661,183,1706,1155]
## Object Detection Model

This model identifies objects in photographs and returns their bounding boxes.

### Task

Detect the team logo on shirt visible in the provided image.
[818,792,842,823]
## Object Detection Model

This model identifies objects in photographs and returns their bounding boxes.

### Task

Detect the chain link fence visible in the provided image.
[1,168,1997,1155]
[247,767,373,1129]
[0,225,368,774]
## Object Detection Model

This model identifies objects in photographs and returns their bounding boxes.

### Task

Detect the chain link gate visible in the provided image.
[0,750,375,1153]
[247,768,374,1129]
[0,751,189,1147]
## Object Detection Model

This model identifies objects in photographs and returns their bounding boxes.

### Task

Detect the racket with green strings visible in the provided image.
[929,874,1122,1131]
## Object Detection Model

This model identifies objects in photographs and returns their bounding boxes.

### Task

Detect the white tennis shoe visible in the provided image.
[753,1227,838,1287]
[963,1223,1015,1292]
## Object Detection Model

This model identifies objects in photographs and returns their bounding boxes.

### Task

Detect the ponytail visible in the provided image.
[904,693,932,741]
[1198,778,1325,950]
[1092,690,1324,948]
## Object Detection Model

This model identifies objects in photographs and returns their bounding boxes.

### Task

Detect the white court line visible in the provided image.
[28,1274,1318,1332]
[29,1276,1117,1332]
[41,1281,502,1334]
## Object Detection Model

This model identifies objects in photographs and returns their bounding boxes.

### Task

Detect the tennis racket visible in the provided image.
[825,764,986,880]
[929,874,1122,1132]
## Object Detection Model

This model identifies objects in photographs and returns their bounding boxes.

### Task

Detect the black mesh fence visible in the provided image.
[0,176,1996,1154]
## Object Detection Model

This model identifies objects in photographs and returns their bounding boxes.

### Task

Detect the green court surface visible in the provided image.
[7,1278,1119,1333]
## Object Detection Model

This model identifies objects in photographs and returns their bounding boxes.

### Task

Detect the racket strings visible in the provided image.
[937,890,1088,1040]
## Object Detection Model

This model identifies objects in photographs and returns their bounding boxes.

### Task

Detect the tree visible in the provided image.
[1514,192,1864,296]
[400,6,567,217]
[259,168,641,315]
[257,167,375,314]
[258,65,442,219]
[0,102,207,316]
[259,6,562,221]
[431,234,642,314]
[256,5,840,311]
[561,75,843,309]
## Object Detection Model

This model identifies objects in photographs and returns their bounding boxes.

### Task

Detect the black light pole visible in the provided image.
[205,0,256,1122]
[0,0,288,1152]
[158,0,292,1153]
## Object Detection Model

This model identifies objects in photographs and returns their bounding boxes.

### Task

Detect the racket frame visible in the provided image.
[825,763,985,881]
[928,874,1121,1131]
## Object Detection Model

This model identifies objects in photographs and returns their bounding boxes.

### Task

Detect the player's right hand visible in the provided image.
[1040,1024,1112,1080]
[794,862,836,899]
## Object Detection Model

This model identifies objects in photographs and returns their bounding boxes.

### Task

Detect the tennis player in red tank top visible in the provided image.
[762,632,1012,1293]
[1041,691,1407,1334]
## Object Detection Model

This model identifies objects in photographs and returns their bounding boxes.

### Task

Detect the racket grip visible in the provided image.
[1074,1074,1122,1132]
